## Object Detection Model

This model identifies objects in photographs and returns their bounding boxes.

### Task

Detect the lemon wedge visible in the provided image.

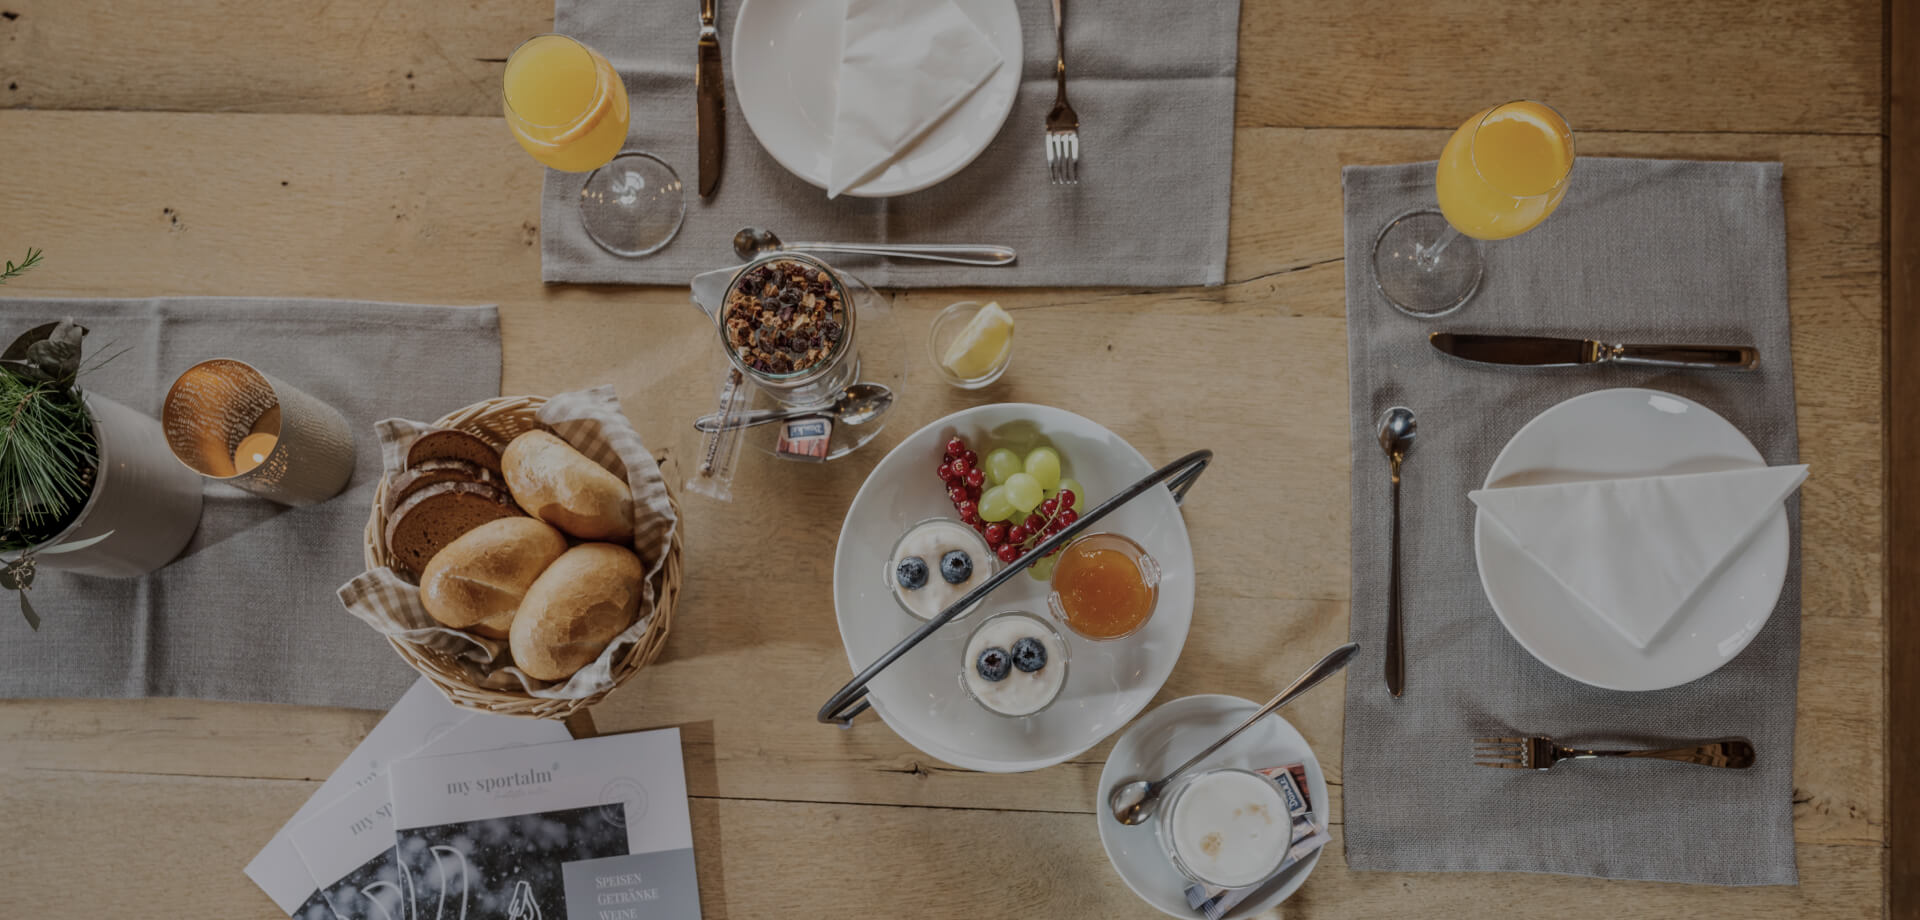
[941,302,1014,379]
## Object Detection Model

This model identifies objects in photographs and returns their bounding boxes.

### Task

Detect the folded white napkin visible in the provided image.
[827,0,1004,197]
[1470,465,1808,649]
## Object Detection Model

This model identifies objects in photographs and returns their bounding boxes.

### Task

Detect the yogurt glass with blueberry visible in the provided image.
[961,611,1069,718]
[888,518,997,621]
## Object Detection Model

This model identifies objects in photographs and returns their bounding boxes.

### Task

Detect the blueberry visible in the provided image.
[895,556,928,590]
[1011,637,1047,673]
[940,550,973,584]
[976,647,1011,682]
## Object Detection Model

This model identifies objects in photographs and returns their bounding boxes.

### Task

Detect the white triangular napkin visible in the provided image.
[826,0,1004,198]
[1470,464,1808,649]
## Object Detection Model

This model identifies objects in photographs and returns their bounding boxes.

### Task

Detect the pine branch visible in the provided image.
[0,372,96,550]
[0,249,42,285]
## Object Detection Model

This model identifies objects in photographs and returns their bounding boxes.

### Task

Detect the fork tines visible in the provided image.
[1046,131,1079,185]
[1472,736,1535,770]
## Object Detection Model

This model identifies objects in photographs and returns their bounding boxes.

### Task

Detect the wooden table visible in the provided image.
[0,1,1902,917]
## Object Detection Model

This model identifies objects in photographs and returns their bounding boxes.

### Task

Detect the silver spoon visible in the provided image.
[1377,406,1416,698]
[1108,642,1360,827]
[692,382,893,433]
[732,226,1016,267]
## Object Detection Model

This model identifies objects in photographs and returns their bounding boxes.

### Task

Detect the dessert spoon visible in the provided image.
[692,382,892,433]
[1108,642,1359,827]
[732,227,1016,266]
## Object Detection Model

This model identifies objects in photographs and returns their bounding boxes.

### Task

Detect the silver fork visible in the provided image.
[1045,0,1079,185]
[1473,736,1756,771]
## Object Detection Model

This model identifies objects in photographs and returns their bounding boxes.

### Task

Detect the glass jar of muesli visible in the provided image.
[715,252,858,405]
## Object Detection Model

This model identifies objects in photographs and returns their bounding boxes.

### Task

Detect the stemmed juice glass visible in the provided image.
[503,34,684,257]
[1371,101,1576,316]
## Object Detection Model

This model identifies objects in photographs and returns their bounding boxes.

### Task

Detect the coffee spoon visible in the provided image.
[692,382,892,433]
[732,226,1016,267]
[1377,406,1416,697]
[1108,642,1359,827]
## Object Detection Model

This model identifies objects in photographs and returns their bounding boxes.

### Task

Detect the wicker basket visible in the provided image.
[362,395,683,720]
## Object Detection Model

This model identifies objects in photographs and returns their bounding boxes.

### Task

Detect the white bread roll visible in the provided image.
[501,430,635,541]
[510,542,645,682]
[418,517,568,635]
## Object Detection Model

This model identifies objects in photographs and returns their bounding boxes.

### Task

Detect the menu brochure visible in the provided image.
[387,728,701,920]
[244,679,472,917]
[288,712,571,919]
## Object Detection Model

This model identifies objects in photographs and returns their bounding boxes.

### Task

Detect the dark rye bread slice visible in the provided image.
[406,429,503,477]
[382,459,497,515]
[384,481,522,581]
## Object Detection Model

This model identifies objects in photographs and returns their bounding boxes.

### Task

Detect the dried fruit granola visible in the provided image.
[722,258,848,377]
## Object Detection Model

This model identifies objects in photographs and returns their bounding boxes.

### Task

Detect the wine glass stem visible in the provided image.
[1416,226,1463,270]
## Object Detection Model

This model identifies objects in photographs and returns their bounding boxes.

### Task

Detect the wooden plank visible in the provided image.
[1887,0,1918,914]
[0,0,1883,135]
[0,770,1887,919]
[0,0,548,116]
[1243,0,1883,134]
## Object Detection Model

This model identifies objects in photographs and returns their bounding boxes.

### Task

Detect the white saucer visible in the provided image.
[1474,388,1790,691]
[831,404,1195,772]
[731,0,1023,197]
[1097,695,1328,918]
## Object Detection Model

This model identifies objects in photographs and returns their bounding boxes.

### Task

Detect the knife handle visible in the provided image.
[1609,343,1758,370]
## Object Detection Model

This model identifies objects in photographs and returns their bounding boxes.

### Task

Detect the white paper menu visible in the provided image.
[387,728,700,920]
[288,712,572,919]
[244,678,470,918]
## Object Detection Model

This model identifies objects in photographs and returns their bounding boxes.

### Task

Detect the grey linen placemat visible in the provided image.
[543,0,1240,288]
[0,298,501,711]
[1340,158,1800,885]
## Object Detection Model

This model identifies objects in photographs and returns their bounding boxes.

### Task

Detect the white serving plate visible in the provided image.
[1097,695,1328,918]
[831,404,1195,772]
[731,0,1023,197]
[1474,387,1790,691]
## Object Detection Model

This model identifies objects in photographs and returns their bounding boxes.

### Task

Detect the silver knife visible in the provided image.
[1429,332,1758,370]
[696,0,724,198]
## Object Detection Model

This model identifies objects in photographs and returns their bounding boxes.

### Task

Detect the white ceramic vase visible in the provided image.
[29,393,204,578]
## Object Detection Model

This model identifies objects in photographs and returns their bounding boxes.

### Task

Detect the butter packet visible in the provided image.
[776,416,833,462]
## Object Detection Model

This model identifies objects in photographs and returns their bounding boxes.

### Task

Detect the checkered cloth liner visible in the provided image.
[337,386,677,698]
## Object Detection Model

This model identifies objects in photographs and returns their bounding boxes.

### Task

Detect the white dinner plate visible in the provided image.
[1096,695,1327,918]
[731,0,1024,197]
[831,404,1196,772]
[1474,387,1789,691]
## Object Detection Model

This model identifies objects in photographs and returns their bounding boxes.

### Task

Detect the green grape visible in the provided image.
[1026,554,1058,581]
[1055,477,1086,512]
[1004,472,1044,513]
[1023,447,1062,491]
[978,485,1016,523]
[983,447,1023,485]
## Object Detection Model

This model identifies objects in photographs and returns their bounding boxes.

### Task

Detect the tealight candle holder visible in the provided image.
[162,359,355,506]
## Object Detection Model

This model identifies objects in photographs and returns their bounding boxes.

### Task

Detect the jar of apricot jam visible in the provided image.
[1046,532,1160,640]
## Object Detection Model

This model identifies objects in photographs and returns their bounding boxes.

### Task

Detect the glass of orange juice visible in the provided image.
[504,34,684,257]
[1371,101,1575,316]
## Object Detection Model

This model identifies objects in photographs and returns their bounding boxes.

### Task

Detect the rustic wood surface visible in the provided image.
[1887,0,1916,915]
[0,1,1894,918]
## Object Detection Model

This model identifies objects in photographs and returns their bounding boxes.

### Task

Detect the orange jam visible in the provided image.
[1050,533,1158,640]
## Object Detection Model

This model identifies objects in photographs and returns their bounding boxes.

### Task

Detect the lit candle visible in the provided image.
[233,432,278,474]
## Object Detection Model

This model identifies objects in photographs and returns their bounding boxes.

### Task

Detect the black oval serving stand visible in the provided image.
[817,449,1214,727]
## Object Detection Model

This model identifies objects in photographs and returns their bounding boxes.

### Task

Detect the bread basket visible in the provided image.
[362,394,683,720]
